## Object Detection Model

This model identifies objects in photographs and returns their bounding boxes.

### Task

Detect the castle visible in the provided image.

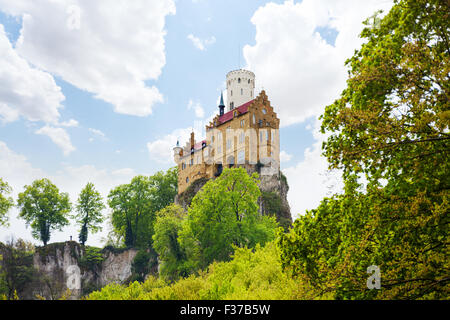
[173,69,280,194]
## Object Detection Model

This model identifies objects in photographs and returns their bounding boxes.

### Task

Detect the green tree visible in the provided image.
[279,0,449,299]
[152,204,189,281]
[17,179,71,246]
[73,183,105,246]
[179,168,278,272]
[0,239,35,299]
[108,168,178,249]
[0,178,14,227]
[148,167,178,213]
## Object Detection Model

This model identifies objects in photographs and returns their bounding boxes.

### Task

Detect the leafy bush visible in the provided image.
[86,242,320,300]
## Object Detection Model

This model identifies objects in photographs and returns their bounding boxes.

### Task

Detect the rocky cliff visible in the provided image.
[30,242,137,299]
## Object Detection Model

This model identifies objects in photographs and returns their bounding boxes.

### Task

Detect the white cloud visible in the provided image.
[88,128,106,138]
[280,150,292,163]
[188,99,205,118]
[187,34,216,51]
[35,125,76,156]
[147,126,205,164]
[244,0,393,127]
[0,141,138,246]
[58,119,79,127]
[0,0,176,117]
[0,24,65,124]
[283,118,343,220]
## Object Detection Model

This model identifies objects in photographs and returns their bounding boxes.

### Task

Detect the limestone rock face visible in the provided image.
[99,248,137,287]
[258,171,292,229]
[31,242,137,299]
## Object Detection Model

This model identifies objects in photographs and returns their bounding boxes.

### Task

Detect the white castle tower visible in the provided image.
[226,69,255,111]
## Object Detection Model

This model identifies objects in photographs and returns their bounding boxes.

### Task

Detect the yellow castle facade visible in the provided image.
[173,70,280,194]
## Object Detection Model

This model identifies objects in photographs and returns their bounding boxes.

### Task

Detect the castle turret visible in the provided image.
[173,140,183,163]
[226,69,255,111]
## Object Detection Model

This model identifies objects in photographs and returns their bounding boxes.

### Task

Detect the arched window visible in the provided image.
[248,79,250,84]
[186,177,189,183]
[238,78,241,83]
[253,114,256,124]
[262,108,267,114]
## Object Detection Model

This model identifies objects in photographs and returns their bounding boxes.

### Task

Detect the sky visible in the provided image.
[0,0,394,247]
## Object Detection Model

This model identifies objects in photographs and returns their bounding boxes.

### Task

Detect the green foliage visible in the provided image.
[179,168,278,272]
[261,191,282,216]
[0,239,35,299]
[79,246,104,270]
[279,0,450,300]
[73,182,105,246]
[86,242,318,300]
[131,249,157,283]
[152,204,190,281]
[17,179,71,246]
[0,178,14,227]
[108,168,178,248]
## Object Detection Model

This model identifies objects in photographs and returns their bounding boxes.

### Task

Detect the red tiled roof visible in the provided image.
[218,99,254,124]
[193,140,206,151]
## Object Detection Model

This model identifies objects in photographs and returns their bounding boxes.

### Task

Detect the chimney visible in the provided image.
[190,131,195,150]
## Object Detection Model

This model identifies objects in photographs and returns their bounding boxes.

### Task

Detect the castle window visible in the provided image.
[248,79,250,84]
[234,111,237,117]
[230,102,234,109]
[186,177,189,183]
[231,90,233,96]
[239,132,244,144]
[238,78,241,83]
[253,114,256,124]
[241,88,243,95]
[238,150,245,164]
[262,108,267,114]
[182,162,186,170]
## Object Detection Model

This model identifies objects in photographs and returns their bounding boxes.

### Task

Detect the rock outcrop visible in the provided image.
[30,242,137,299]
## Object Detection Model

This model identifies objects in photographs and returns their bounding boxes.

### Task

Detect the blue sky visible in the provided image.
[0,0,393,246]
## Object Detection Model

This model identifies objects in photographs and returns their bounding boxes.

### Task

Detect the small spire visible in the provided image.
[219,91,225,107]
[218,91,225,116]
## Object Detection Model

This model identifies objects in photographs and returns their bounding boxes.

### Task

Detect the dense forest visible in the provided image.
[0,0,448,300]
